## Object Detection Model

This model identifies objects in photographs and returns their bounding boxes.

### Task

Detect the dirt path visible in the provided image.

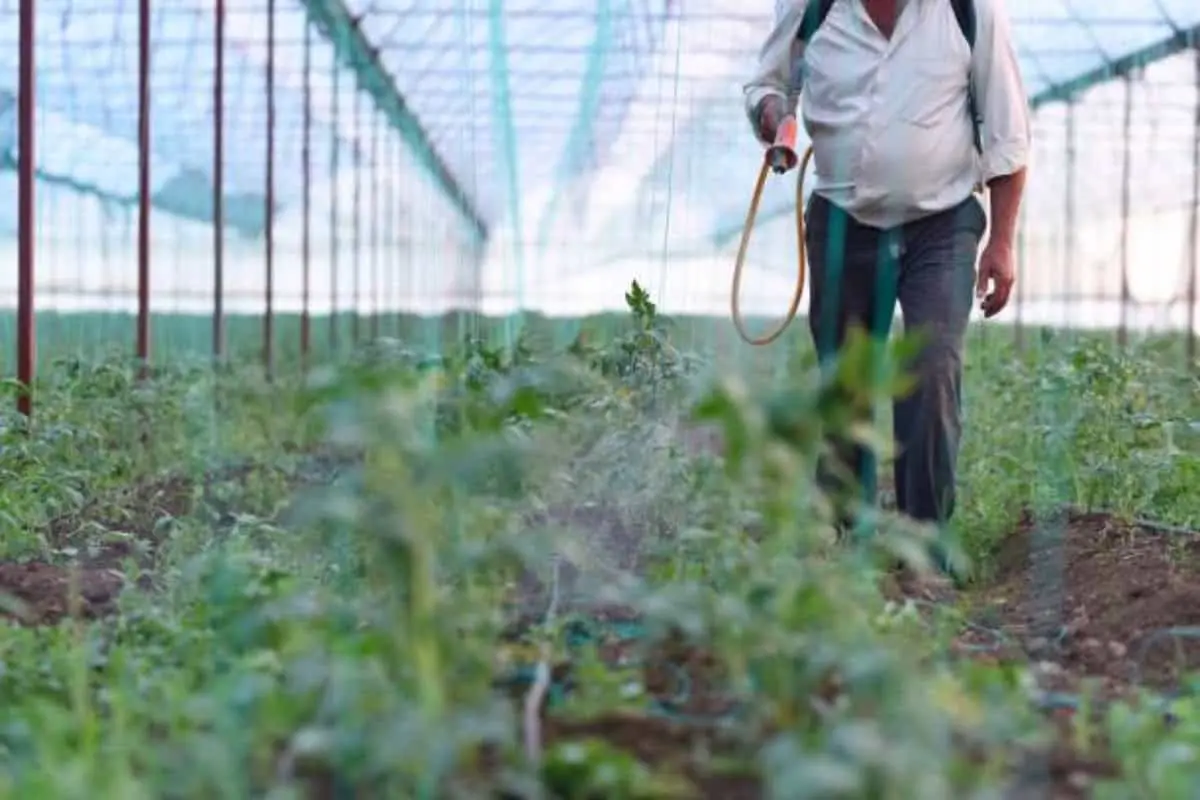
[962,508,1200,698]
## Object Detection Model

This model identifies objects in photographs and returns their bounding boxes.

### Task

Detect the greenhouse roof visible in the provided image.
[0,0,1197,240]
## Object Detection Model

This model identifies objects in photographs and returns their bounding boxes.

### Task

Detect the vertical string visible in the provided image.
[486,0,524,347]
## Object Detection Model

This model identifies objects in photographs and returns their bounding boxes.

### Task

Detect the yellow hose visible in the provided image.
[730,143,814,346]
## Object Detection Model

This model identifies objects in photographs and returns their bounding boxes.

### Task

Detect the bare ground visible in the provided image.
[962,508,1200,697]
[0,453,347,626]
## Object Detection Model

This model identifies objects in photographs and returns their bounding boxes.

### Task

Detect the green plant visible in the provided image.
[0,296,1199,798]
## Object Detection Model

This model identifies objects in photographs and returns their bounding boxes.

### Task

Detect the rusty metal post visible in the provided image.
[136,0,152,371]
[1117,74,1132,348]
[1016,204,1025,350]
[370,112,379,340]
[352,92,361,344]
[212,0,226,360]
[389,133,398,337]
[329,66,340,355]
[263,0,276,379]
[301,19,312,365]
[16,0,35,417]
[1064,100,1075,329]
[1189,48,1200,365]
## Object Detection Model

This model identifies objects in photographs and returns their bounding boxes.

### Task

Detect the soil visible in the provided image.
[45,472,196,570]
[0,472,195,625]
[514,613,1116,799]
[543,713,760,799]
[0,455,343,627]
[504,507,1200,798]
[963,507,1200,697]
[0,561,124,625]
[943,506,1200,797]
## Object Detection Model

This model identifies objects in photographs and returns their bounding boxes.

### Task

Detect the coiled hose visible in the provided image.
[731,114,815,346]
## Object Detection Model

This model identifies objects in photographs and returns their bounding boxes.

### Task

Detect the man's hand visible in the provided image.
[975,238,1015,318]
[754,95,788,144]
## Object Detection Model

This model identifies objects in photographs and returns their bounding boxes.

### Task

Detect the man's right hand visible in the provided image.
[754,95,788,144]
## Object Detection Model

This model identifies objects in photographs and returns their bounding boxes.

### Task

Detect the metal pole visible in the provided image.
[263,0,276,379]
[329,67,339,354]
[352,92,361,344]
[1189,48,1200,365]
[1065,100,1075,330]
[16,0,35,417]
[136,0,152,371]
[1016,206,1026,350]
[1118,74,1132,348]
[370,113,380,340]
[300,20,312,365]
[391,134,399,337]
[212,0,226,360]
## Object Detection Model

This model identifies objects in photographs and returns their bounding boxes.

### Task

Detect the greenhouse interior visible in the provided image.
[2,3,1200,798]
[0,1,1197,350]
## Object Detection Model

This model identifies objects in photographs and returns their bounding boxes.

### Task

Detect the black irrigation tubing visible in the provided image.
[501,507,1200,724]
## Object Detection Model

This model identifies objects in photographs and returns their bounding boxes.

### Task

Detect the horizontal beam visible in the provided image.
[1030,23,1200,109]
[299,0,488,242]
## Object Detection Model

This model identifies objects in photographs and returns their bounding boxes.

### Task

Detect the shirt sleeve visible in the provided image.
[971,0,1031,182]
[743,0,809,142]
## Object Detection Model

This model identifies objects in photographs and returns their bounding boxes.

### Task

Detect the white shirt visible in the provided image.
[744,0,1031,229]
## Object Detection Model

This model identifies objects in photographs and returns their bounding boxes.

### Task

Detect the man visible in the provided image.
[744,0,1030,561]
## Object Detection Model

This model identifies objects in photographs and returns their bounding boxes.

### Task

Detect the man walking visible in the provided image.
[744,0,1030,562]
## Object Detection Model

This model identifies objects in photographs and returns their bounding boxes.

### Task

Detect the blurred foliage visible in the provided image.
[0,286,1196,797]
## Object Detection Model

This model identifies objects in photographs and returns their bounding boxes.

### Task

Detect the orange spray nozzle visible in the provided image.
[766,115,800,174]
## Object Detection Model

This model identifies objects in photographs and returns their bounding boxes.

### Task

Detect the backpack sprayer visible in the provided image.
[730,114,814,346]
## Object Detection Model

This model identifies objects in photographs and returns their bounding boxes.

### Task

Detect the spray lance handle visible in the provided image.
[766,114,800,174]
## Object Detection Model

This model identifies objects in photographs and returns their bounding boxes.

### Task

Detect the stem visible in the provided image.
[410,505,444,720]
[524,555,561,763]
[371,440,445,720]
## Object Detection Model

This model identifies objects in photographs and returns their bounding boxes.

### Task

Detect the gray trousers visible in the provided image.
[804,193,987,530]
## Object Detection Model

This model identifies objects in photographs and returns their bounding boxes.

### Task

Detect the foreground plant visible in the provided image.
[0,288,1198,798]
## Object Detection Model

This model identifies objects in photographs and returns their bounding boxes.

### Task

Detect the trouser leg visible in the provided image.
[805,195,899,525]
[893,196,987,529]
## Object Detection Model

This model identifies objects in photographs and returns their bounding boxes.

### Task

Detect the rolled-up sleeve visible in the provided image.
[971,0,1031,181]
[743,0,808,140]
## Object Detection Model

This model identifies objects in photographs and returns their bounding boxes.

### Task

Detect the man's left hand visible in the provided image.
[975,239,1015,318]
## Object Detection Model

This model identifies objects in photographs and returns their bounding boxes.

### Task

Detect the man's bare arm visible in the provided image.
[744,2,809,143]
[986,167,1026,250]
